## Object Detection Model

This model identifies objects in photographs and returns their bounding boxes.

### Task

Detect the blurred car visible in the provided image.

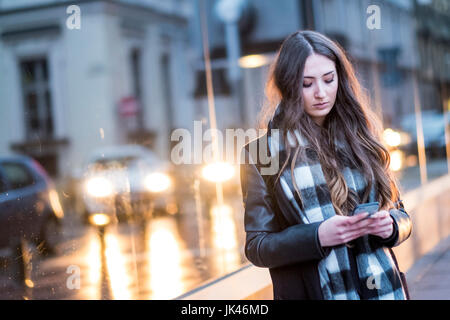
[0,155,64,257]
[79,144,178,225]
[399,110,449,158]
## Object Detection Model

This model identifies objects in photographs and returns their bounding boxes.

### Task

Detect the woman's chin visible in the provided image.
[307,109,331,123]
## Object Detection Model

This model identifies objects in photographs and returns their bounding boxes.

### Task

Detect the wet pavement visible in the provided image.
[407,235,450,300]
[0,196,248,300]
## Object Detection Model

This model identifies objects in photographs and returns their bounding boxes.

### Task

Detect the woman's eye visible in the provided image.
[303,77,334,88]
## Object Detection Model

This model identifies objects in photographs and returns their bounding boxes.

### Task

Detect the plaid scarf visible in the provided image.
[267,107,406,300]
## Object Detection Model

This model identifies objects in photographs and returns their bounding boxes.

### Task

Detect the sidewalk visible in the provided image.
[406,235,450,300]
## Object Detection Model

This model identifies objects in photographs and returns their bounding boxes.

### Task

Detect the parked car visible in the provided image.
[399,110,449,158]
[0,155,64,258]
[78,144,178,225]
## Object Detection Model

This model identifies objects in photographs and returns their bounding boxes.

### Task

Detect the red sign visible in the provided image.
[119,96,139,117]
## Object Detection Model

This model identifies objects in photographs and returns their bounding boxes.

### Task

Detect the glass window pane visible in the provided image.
[41,58,48,81]
[25,92,39,131]
[20,61,35,85]
[1,163,35,190]
[45,90,53,135]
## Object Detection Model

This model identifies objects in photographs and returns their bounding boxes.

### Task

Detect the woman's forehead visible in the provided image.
[303,54,336,78]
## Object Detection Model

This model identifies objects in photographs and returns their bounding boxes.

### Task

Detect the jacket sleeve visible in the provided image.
[370,199,412,248]
[240,149,327,269]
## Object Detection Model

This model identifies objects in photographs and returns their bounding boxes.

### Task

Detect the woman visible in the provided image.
[240,30,412,300]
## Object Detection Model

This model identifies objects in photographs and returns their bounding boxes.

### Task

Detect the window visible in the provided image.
[161,53,174,133]
[1,162,35,190]
[131,48,142,103]
[0,174,7,194]
[129,48,145,131]
[20,57,54,139]
[193,67,231,97]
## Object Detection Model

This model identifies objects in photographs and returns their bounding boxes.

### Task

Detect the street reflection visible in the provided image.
[210,204,240,275]
[148,218,185,299]
[85,227,133,300]
[104,233,133,300]
[0,195,247,300]
[85,231,101,299]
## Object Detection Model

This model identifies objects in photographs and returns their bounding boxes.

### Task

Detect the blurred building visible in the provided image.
[0,0,196,178]
[0,0,448,181]
[195,0,448,130]
[413,0,450,111]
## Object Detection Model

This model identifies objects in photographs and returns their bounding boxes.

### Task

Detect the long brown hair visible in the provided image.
[259,30,400,215]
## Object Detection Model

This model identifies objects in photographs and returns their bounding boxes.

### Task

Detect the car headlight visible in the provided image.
[89,213,111,227]
[85,177,114,198]
[144,172,171,193]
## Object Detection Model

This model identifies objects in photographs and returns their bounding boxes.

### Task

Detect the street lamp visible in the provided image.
[238,54,272,69]
[215,0,246,82]
[215,0,247,126]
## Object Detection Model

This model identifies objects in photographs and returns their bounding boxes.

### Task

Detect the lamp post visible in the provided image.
[215,0,247,126]
[215,0,245,82]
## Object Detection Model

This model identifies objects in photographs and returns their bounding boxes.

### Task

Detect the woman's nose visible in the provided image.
[314,82,326,99]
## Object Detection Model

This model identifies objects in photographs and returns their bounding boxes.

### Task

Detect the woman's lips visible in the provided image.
[314,102,329,109]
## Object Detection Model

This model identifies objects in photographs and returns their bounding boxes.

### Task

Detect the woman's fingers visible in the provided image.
[347,212,370,224]
[346,216,374,232]
[367,215,393,229]
[320,212,394,246]
[345,223,393,242]
[370,223,393,232]
[370,210,390,219]
[343,212,393,240]
[371,228,394,239]
[345,212,387,231]
[368,217,394,238]
[343,228,371,243]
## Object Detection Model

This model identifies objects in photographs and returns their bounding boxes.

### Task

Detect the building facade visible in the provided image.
[0,0,196,178]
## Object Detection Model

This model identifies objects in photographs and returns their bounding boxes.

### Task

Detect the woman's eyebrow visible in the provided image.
[303,71,334,79]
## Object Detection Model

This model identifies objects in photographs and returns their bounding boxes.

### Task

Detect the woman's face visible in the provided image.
[302,53,338,126]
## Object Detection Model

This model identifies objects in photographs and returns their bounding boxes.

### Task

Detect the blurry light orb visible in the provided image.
[202,162,235,183]
[211,204,233,217]
[49,189,64,218]
[145,172,171,193]
[383,128,401,147]
[89,213,111,227]
[390,150,403,172]
[86,177,114,198]
[239,54,269,69]
[24,279,35,288]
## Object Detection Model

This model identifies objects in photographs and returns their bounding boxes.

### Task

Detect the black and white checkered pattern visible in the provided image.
[267,109,406,300]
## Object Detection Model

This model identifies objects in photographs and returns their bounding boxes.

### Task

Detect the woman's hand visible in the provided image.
[366,210,394,239]
[318,213,373,247]
[318,210,395,247]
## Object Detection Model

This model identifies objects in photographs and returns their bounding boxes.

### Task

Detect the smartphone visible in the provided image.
[351,201,379,220]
